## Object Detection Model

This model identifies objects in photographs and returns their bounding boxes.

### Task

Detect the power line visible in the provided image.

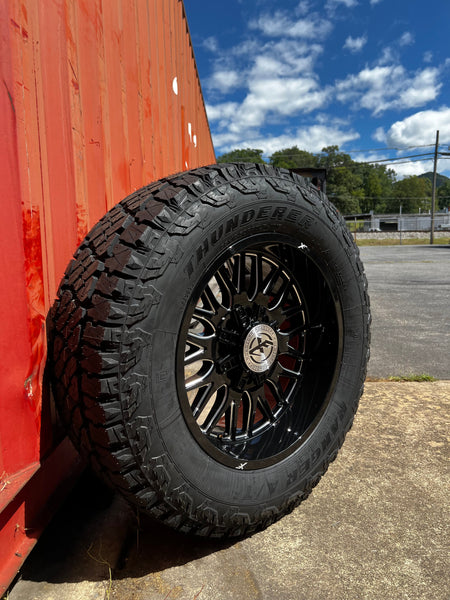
[322,155,450,171]
[363,152,434,164]
[345,144,438,153]
[330,197,439,205]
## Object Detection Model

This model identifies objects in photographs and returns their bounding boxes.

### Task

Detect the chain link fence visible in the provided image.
[346,213,450,233]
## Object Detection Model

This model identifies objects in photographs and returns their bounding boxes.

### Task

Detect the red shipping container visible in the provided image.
[0,0,215,592]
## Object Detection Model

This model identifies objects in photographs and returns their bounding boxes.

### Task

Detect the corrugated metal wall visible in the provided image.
[0,0,215,476]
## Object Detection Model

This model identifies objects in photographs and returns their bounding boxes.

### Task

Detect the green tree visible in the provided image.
[217,148,266,163]
[437,181,450,210]
[317,145,354,170]
[317,146,363,214]
[389,176,432,213]
[270,146,317,169]
[356,164,395,213]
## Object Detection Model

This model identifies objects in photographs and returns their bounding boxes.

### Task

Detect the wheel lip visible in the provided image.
[176,232,344,471]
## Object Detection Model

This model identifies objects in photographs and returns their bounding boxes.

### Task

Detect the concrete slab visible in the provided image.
[8,382,449,600]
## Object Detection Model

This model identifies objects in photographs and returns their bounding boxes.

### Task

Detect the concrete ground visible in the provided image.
[8,381,449,600]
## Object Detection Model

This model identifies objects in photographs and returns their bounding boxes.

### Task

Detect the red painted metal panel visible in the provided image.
[0,0,215,591]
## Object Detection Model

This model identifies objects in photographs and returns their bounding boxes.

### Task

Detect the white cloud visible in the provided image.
[378,46,395,65]
[209,73,330,141]
[423,51,433,64]
[370,0,383,4]
[207,70,241,92]
[203,0,446,162]
[394,157,450,178]
[398,69,441,108]
[399,31,414,47]
[390,160,435,178]
[245,76,329,116]
[205,7,334,154]
[326,0,358,9]
[336,65,441,114]
[203,36,218,53]
[343,35,367,53]
[215,124,360,156]
[373,127,387,143]
[381,107,450,147]
[250,12,332,39]
[295,1,311,17]
[369,107,450,177]
[206,102,240,122]
[353,150,436,179]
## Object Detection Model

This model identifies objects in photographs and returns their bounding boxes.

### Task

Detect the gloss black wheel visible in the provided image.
[49,163,370,537]
[178,242,341,469]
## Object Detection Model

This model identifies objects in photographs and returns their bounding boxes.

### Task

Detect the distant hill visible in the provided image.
[418,172,450,188]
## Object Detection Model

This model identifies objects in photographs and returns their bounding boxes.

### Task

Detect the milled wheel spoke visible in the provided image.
[185,362,215,391]
[202,385,231,433]
[280,319,309,336]
[257,394,275,422]
[247,254,264,301]
[223,390,241,440]
[201,283,221,314]
[269,277,290,310]
[191,383,214,418]
[285,347,305,360]
[215,265,236,307]
[231,253,247,294]
[187,324,214,361]
[265,377,283,406]
[262,264,282,296]
[282,305,304,321]
[184,341,205,366]
[240,392,256,437]
[269,364,298,405]
[279,362,303,378]
[270,361,302,384]
[190,311,216,334]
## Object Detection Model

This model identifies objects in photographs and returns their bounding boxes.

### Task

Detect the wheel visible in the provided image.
[48,163,370,537]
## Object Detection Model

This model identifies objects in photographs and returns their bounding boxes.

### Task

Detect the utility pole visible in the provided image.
[430,130,439,245]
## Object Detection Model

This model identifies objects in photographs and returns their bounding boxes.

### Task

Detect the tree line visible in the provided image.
[217,146,450,215]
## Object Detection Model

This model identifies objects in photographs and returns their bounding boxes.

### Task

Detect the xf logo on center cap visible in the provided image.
[243,324,278,373]
[249,335,274,359]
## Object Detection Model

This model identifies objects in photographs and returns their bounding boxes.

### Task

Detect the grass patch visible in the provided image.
[366,374,437,382]
[388,373,437,382]
[346,220,365,233]
[356,237,450,247]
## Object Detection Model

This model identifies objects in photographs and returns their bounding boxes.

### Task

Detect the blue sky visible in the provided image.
[184,0,450,178]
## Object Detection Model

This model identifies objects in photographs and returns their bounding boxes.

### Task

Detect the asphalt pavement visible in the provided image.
[6,244,450,600]
[360,245,450,379]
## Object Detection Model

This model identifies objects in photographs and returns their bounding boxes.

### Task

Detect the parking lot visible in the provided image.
[360,245,450,379]
[7,244,450,600]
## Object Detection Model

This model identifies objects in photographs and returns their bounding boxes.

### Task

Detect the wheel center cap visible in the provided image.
[243,324,278,373]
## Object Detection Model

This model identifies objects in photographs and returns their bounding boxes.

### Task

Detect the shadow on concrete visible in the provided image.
[17,469,232,585]
[115,514,234,580]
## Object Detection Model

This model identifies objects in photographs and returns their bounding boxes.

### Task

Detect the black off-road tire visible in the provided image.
[48,163,370,538]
